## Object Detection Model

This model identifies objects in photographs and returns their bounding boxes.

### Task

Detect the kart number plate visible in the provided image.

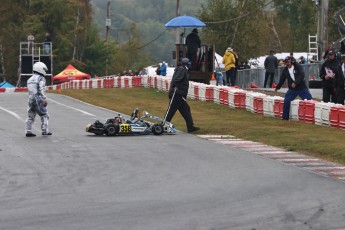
[120,124,132,133]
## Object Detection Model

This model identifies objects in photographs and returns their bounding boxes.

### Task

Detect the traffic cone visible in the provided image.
[211,73,215,80]
[250,83,259,88]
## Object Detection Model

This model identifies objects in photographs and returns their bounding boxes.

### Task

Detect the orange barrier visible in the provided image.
[273,98,284,118]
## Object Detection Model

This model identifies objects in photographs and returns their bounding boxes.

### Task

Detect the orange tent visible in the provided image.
[52,64,91,84]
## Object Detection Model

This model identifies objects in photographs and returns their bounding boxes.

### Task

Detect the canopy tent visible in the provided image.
[52,64,91,84]
[53,64,90,78]
[0,81,15,88]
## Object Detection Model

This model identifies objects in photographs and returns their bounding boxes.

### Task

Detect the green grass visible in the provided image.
[53,88,345,164]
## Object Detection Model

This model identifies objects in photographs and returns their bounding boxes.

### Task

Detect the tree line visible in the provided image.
[0,0,152,85]
[1,0,345,85]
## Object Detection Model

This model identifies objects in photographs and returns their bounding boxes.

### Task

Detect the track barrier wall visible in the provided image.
[2,73,345,131]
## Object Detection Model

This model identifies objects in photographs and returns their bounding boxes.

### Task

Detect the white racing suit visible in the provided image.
[25,74,50,134]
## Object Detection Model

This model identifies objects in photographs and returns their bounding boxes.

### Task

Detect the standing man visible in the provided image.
[275,56,313,120]
[264,50,278,88]
[25,62,52,137]
[185,28,201,70]
[319,50,339,103]
[165,58,200,133]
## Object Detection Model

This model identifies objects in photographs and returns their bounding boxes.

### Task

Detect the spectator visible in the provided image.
[185,28,201,70]
[264,50,278,88]
[215,70,223,86]
[233,48,239,80]
[27,33,35,54]
[160,61,167,76]
[222,47,236,86]
[338,54,345,104]
[238,61,245,70]
[121,70,127,76]
[319,50,339,103]
[165,58,200,133]
[299,56,308,64]
[275,56,313,120]
[25,62,52,137]
[155,63,161,76]
[128,70,134,76]
[243,61,250,69]
[43,32,52,54]
[320,50,341,103]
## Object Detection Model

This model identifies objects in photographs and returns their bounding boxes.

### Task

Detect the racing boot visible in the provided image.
[26,132,36,137]
[42,132,52,136]
[188,126,200,133]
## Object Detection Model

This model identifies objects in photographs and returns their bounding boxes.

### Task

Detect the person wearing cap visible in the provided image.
[275,56,312,120]
[185,28,201,70]
[319,50,341,103]
[222,47,236,86]
[264,50,278,88]
[165,58,200,133]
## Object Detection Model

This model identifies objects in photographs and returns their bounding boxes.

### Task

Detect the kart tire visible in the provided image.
[152,124,164,135]
[105,124,116,136]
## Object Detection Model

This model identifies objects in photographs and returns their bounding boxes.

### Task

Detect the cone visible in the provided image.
[211,73,215,80]
[250,83,259,88]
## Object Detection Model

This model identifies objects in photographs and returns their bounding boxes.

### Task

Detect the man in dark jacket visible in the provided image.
[264,50,278,88]
[165,58,200,133]
[275,56,313,120]
[185,28,201,70]
[319,50,341,103]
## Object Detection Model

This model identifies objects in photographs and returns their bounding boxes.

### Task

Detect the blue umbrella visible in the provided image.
[165,15,206,28]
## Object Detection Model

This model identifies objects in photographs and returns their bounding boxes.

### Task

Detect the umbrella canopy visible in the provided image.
[165,15,206,28]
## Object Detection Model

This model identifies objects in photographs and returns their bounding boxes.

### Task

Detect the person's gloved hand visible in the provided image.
[43,100,48,107]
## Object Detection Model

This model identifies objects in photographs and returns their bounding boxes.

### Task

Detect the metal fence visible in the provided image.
[229,63,323,88]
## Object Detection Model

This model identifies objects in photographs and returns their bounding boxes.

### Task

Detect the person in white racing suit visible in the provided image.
[25,62,52,137]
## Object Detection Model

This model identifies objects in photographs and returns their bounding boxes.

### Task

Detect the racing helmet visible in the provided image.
[33,62,48,76]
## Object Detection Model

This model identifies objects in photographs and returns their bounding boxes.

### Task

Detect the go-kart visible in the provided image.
[86,108,176,136]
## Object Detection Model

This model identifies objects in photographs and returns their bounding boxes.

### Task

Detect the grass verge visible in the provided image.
[54,88,345,164]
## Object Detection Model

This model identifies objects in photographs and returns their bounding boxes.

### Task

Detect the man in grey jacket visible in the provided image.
[264,50,278,88]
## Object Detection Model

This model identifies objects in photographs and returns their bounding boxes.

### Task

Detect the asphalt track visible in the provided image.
[1,92,345,230]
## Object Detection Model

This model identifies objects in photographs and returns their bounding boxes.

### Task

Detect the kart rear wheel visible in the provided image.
[105,124,116,136]
[152,124,164,135]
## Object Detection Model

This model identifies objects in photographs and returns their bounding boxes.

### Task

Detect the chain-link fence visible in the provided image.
[224,63,323,88]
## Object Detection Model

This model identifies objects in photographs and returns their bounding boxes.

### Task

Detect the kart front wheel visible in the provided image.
[105,124,116,136]
[152,124,164,135]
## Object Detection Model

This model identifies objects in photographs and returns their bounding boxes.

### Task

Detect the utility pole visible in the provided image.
[176,0,180,44]
[105,0,111,76]
[106,1,111,43]
[316,0,329,60]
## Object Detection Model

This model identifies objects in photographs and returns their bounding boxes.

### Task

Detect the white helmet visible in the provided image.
[33,62,48,75]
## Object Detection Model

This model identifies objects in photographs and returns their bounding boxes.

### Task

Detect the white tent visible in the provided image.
[248,52,317,68]
[214,53,225,70]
